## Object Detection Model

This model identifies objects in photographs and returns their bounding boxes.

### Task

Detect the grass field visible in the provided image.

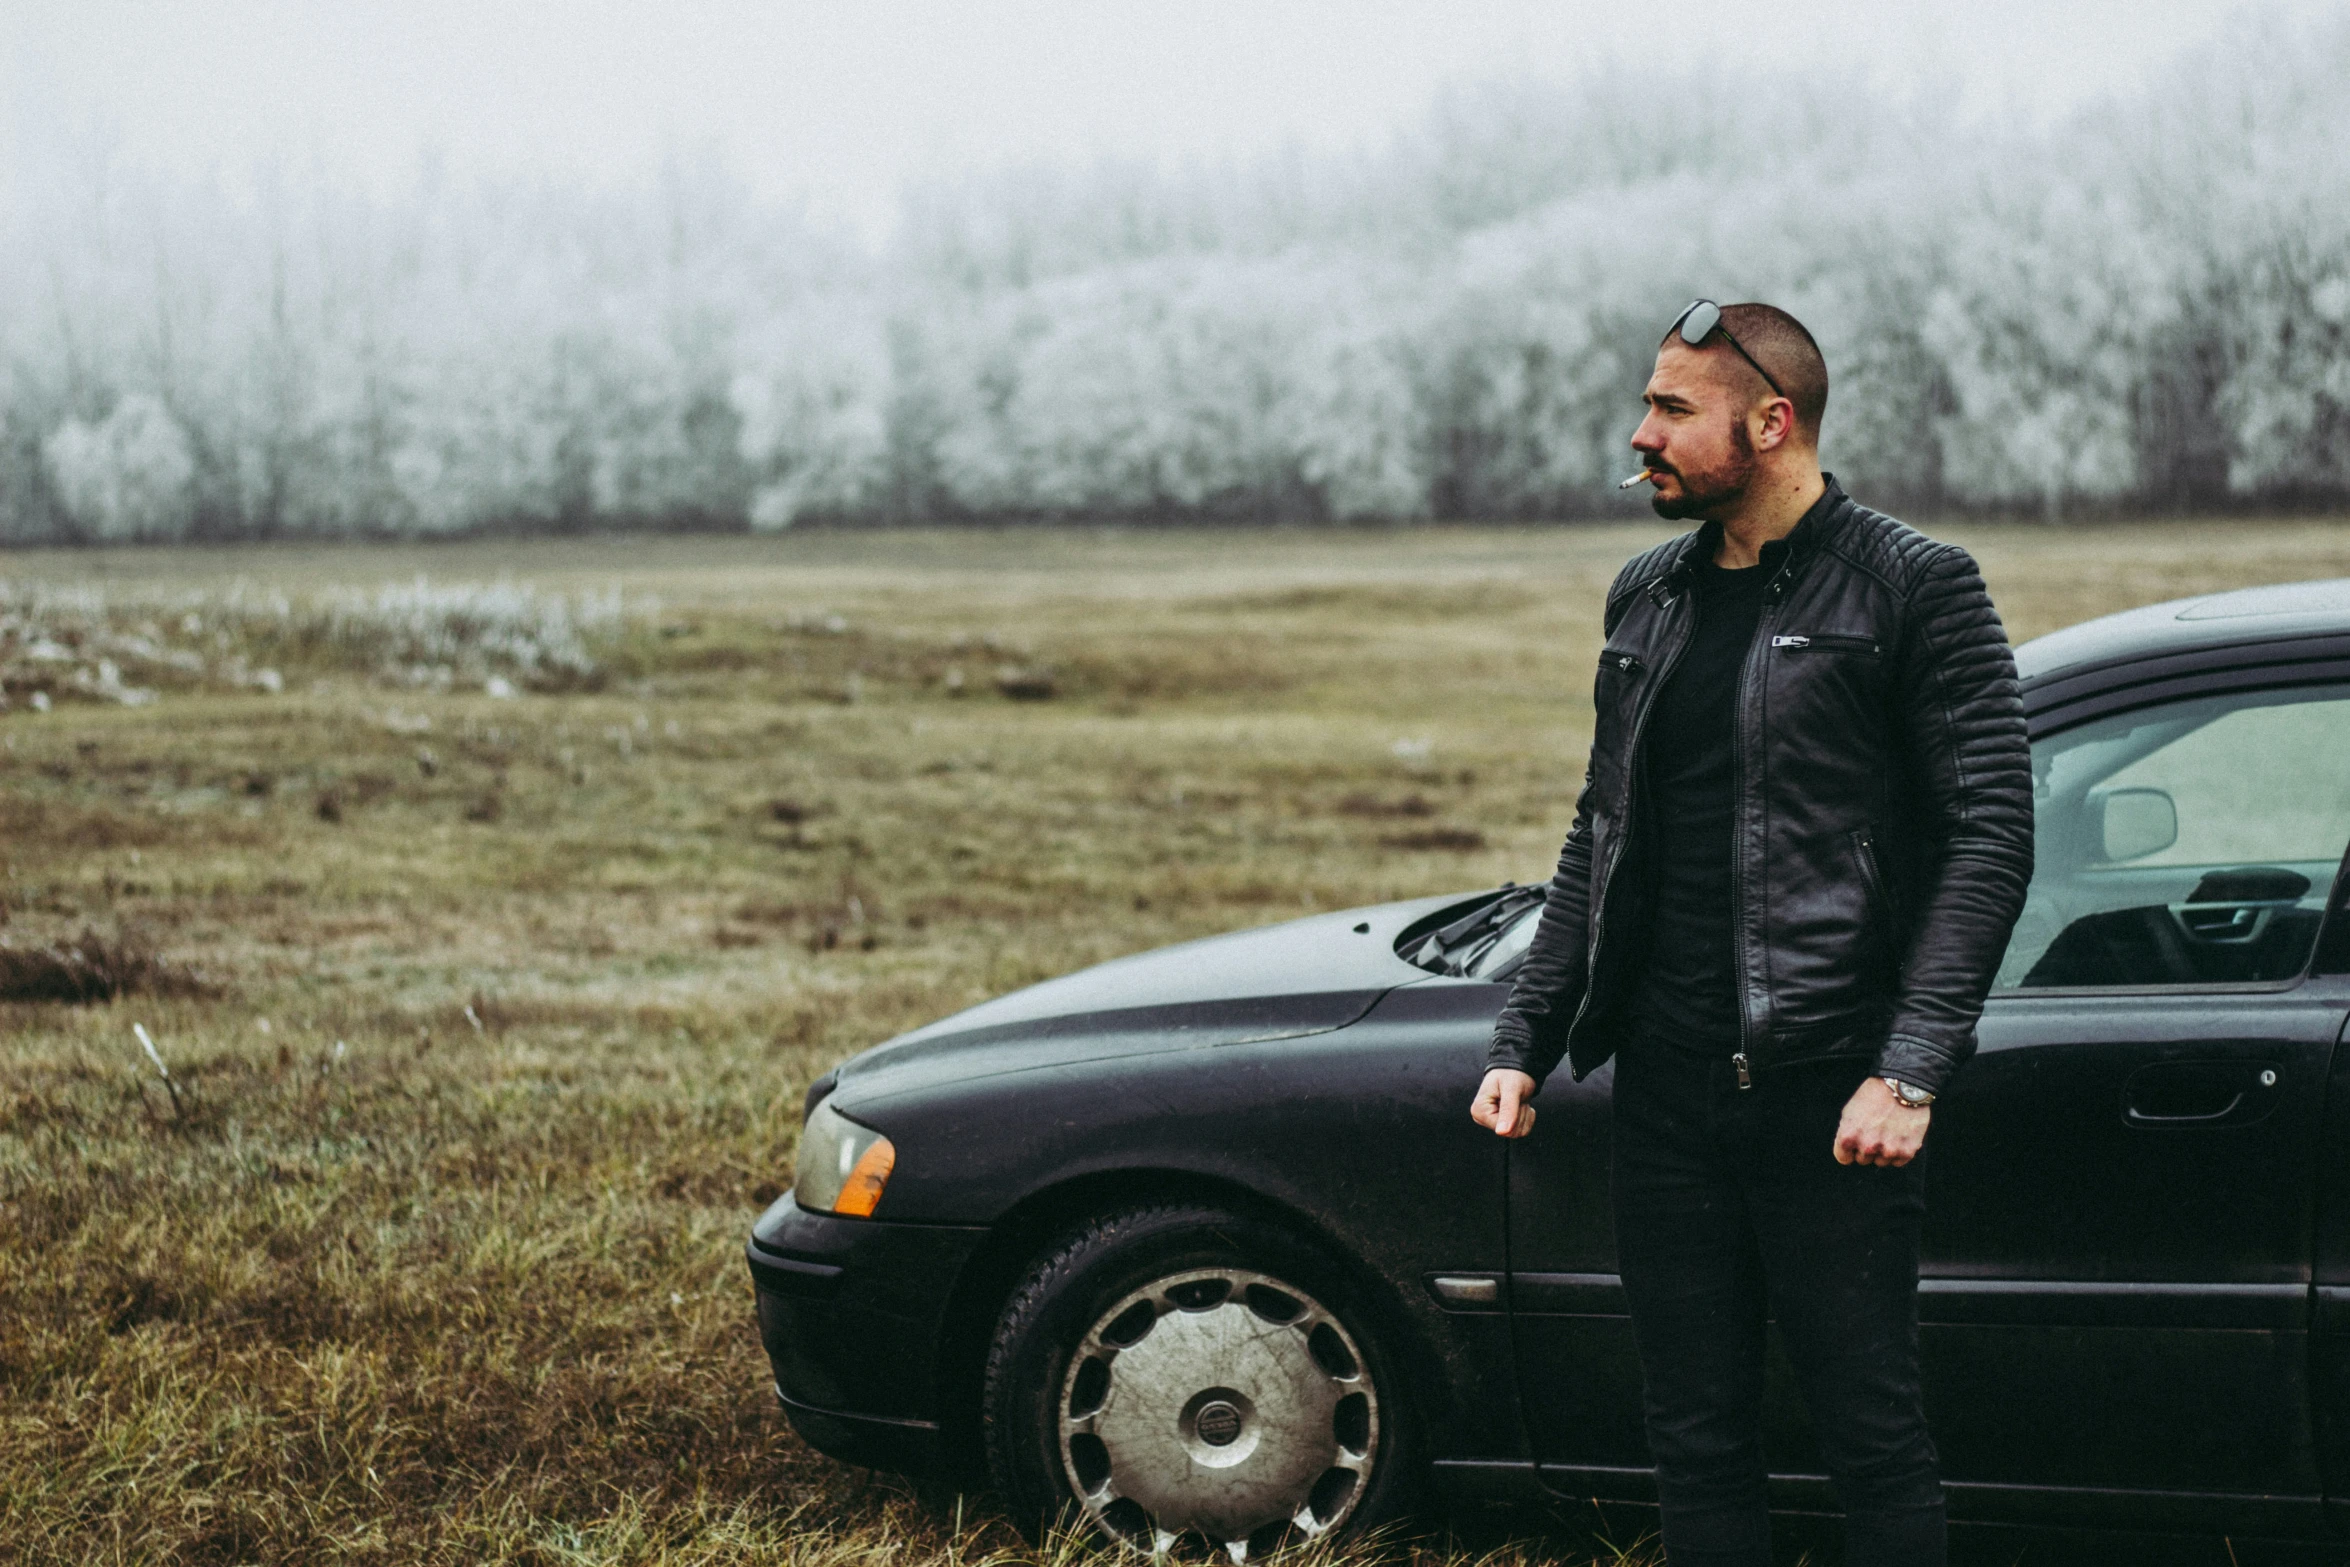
[5,518,2348,1566]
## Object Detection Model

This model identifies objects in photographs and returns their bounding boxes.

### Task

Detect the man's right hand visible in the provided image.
[1471,1068,1539,1138]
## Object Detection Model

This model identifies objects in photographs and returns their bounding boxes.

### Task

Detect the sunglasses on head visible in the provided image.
[1668,299,1786,401]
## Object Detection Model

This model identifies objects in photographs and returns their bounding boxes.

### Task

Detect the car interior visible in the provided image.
[1998,685,2350,990]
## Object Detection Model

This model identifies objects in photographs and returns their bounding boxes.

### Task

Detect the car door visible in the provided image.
[1502,1054,1652,1497]
[1369,889,1652,1494]
[1920,680,2350,1537]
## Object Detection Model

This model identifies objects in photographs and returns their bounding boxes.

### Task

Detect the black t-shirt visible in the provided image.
[1628,547,1782,1047]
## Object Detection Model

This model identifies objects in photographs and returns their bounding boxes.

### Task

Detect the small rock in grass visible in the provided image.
[995,666,1056,701]
[1380,826,1487,852]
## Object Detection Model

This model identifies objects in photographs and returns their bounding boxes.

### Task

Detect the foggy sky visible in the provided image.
[7,0,2339,239]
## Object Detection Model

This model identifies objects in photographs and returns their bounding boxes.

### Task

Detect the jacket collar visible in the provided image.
[1656,474,1848,597]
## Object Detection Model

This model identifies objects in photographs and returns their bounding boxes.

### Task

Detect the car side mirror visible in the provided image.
[2093,786,2178,862]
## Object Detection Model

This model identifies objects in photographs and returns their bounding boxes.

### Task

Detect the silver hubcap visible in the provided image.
[1058,1267,1380,1560]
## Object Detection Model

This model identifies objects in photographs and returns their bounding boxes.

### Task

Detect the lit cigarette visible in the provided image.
[1619,469,1660,489]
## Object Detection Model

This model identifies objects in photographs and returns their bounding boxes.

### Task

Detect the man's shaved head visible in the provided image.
[1663,302,1830,442]
[1634,301,1832,525]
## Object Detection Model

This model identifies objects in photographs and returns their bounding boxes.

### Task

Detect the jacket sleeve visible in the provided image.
[1486,775,1598,1094]
[1878,544,2035,1095]
[1487,575,1639,1093]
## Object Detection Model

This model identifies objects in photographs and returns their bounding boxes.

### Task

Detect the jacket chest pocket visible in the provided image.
[1768,629,1889,743]
[1770,632,1880,656]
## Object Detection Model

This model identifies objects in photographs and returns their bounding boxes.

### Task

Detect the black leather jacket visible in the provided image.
[1488,481,2033,1096]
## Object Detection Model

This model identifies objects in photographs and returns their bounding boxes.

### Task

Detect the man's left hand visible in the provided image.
[1834,1076,1929,1166]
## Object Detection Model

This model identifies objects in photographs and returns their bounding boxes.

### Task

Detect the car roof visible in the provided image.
[2016,577,2350,686]
[2014,576,2350,734]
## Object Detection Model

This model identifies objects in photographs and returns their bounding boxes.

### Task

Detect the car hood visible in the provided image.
[832,893,1470,1106]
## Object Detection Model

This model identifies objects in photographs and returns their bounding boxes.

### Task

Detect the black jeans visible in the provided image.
[1611,1032,1944,1567]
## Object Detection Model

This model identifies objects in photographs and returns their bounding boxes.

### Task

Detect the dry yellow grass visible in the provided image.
[4,517,2347,1566]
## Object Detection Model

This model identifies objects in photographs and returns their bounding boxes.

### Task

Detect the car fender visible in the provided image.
[843,983,1525,1467]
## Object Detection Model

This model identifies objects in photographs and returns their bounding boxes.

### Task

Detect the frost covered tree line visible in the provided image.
[4,21,2347,542]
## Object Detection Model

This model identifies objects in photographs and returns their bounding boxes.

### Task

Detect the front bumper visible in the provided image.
[745,1190,990,1474]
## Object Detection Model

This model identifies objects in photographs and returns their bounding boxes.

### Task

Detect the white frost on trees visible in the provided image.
[3,20,2348,535]
[731,296,890,530]
[43,395,199,540]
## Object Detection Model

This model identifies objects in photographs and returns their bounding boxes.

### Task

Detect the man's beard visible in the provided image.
[1649,420,1757,521]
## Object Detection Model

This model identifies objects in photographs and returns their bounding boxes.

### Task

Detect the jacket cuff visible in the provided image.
[1486,1052,1538,1084]
[1486,1025,1548,1095]
[1876,1033,1960,1096]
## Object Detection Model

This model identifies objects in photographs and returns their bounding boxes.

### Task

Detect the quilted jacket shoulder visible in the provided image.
[1604,532,1698,629]
[1820,498,1966,592]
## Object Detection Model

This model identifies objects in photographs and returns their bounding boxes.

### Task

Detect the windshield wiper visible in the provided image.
[1409,883,1546,975]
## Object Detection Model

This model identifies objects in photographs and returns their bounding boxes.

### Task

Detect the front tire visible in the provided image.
[982,1204,1410,1558]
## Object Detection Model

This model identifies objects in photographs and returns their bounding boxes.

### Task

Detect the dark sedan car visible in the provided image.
[747,577,2350,1555]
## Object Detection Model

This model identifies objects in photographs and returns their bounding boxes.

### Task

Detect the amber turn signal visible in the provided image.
[831,1136,896,1217]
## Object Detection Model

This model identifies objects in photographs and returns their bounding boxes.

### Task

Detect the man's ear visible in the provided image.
[1751,395,1797,453]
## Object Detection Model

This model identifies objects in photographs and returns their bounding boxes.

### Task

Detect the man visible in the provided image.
[1469,302,2033,1566]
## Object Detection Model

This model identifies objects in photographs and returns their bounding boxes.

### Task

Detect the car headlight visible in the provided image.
[795,1097,896,1218]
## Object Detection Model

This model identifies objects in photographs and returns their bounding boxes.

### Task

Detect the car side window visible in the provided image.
[1994,684,2350,990]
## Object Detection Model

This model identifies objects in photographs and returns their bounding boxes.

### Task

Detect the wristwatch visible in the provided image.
[1882,1075,1936,1108]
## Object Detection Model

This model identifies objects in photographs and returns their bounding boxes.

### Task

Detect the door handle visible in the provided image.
[2123,1061,2279,1129]
[2127,1090,2243,1124]
[2169,901,2278,945]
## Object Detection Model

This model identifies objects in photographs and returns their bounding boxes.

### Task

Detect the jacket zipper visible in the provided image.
[1730,566,1797,1089]
[1563,586,1693,1071]
[1770,632,1878,654]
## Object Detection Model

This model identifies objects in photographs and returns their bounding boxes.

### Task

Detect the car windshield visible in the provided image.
[1399,886,1546,979]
